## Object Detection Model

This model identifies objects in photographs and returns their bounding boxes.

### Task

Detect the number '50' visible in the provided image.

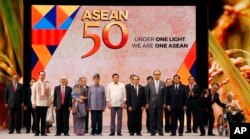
[81,21,128,58]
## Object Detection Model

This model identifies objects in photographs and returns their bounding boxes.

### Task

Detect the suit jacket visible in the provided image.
[4,83,24,108]
[185,84,201,100]
[82,85,89,108]
[127,84,145,109]
[200,89,226,111]
[166,83,187,110]
[53,85,72,110]
[125,83,133,104]
[146,80,166,109]
[24,87,33,109]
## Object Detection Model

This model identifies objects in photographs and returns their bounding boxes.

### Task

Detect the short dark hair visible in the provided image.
[173,74,180,79]
[39,71,46,75]
[78,78,82,81]
[112,73,119,78]
[147,76,153,81]
[81,77,87,80]
[132,75,140,80]
[129,74,135,79]
[166,78,172,82]
[188,76,195,80]
[211,82,220,88]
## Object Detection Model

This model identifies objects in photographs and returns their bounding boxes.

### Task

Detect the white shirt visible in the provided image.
[106,82,126,107]
[154,80,159,94]
[225,100,242,115]
[31,80,51,106]
[175,84,179,90]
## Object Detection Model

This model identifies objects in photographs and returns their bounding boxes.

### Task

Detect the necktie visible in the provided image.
[155,81,159,94]
[175,85,178,94]
[61,86,65,104]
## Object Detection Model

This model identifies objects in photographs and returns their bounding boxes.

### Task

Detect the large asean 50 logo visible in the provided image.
[81,10,129,58]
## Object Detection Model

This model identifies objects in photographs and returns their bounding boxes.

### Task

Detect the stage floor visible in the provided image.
[0,126,228,139]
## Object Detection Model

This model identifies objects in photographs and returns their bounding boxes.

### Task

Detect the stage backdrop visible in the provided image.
[31,5,196,125]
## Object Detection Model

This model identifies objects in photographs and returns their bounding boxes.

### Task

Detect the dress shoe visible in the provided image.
[151,133,156,136]
[137,133,142,136]
[41,133,47,136]
[117,133,122,136]
[185,130,191,133]
[64,133,70,136]
[55,133,61,136]
[96,133,102,136]
[179,133,183,136]
[109,133,115,136]
[193,130,198,133]
[165,131,170,133]
[8,131,14,134]
[130,133,134,136]
[170,133,176,136]
[208,133,216,136]
[26,131,30,133]
[200,133,205,136]
[85,131,89,133]
[16,131,21,134]
[159,133,164,136]
[34,133,39,136]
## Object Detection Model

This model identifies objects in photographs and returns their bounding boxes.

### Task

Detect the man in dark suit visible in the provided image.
[166,75,187,136]
[164,78,173,133]
[24,78,36,133]
[185,76,201,133]
[127,75,145,136]
[125,74,135,134]
[146,70,166,136]
[4,75,24,134]
[200,83,226,136]
[53,76,72,136]
[145,76,153,133]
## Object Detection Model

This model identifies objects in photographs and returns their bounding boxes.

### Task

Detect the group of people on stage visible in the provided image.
[4,70,245,136]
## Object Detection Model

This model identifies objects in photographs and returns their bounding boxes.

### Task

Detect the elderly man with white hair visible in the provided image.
[225,92,244,123]
[53,76,72,136]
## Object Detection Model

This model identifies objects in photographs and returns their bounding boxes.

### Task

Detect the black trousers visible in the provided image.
[128,108,142,134]
[186,99,199,132]
[171,108,184,134]
[35,106,48,134]
[198,108,214,134]
[197,108,206,134]
[24,108,35,132]
[85,111,89,132]
[56,105,70,134]
[164,109,171,132]
[227,112,244,123]
[146,109,150,131]
[91,110,103,134]
[149,107,163,134]
[127,109,131,132]
[207,110,215,134]
[8,107,22,132]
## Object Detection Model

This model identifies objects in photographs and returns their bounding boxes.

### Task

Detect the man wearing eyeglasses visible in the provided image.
[145,70,166,136]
